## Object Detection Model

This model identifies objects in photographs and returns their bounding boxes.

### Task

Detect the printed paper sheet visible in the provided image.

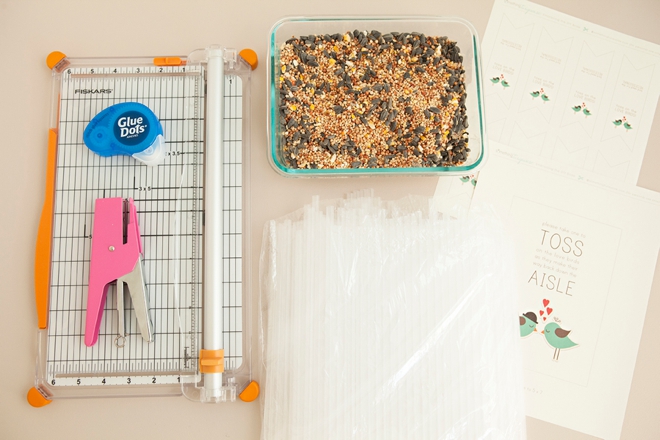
[481,0,660,184]
[471,141,660,439]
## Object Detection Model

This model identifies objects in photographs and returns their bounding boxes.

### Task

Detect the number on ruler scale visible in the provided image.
[45,375,183,386]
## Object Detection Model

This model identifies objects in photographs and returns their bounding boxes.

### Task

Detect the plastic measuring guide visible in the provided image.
[28,48,259,407]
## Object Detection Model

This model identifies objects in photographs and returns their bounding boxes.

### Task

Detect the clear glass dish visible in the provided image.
[268,16,487,177]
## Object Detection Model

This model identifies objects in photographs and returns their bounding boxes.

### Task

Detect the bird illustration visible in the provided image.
[612,118,623,127]
[519,311,538,337]
[542,322,578,361]
[582,104,592,118]
[530,90,540,99]
[490,76,501,85]
[623,116,633,131]
[501,78,510,88]
[460,175,470,183]
[571,103,582,113]
[540,89,550,103]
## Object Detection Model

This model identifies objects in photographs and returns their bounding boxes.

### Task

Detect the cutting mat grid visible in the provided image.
[46,65,244,386]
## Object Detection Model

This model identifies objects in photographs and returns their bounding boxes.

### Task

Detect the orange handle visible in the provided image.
[34,129,58,329]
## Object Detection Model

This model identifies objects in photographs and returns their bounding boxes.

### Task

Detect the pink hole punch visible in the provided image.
[85,197,153,347]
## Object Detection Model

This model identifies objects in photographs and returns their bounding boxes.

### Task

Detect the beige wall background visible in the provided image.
[1,0,659,438]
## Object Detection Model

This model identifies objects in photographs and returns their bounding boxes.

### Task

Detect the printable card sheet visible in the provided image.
[482,0,660,184]
[472,141,660,439]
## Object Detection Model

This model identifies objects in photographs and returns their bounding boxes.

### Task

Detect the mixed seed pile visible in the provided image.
[277,30,470,170]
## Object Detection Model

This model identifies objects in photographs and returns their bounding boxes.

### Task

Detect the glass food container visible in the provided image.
[268,16,487,177]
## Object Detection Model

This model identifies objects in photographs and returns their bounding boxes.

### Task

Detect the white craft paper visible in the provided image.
[431,175,478,216]
[481,0,660,184]
[472,141,660,439]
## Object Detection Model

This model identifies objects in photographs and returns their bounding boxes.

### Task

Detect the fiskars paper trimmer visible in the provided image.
[28,48,259,407]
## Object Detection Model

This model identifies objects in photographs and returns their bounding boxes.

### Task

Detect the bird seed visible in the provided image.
[277,30,470,170]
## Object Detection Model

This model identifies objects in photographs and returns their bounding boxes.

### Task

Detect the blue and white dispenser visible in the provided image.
[83,102,166,166]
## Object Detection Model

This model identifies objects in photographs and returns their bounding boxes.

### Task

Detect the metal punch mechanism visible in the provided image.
[85,197,153,347]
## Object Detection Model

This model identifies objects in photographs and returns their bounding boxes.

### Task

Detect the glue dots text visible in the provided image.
[118,116,146,138]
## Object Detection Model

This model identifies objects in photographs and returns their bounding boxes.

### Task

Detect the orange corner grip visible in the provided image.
[35,128,58,329]
[153,57,185,66]
[239,49,258,70]
[199,349,224,374]
[27,387,52,408]
[239,380,260,402]
[46,51,69,72]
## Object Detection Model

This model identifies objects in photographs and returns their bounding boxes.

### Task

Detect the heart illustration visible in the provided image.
[539,310,545,316]
[546,307,553,315]
[543,317,547,321]
[543,299,550,307]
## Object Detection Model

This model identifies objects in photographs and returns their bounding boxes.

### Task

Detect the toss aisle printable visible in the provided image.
[482,0,660,184]
[472,141,660,439]
[511,197,618,386]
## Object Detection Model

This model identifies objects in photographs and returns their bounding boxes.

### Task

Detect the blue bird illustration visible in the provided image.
[623,116,633,132]
[542,322,578,361]
[540,89,550,103]
[519,311,538,337]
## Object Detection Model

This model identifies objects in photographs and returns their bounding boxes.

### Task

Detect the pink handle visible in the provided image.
[85,198,142,346]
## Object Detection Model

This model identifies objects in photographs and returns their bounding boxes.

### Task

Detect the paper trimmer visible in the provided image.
[27,47,259,406]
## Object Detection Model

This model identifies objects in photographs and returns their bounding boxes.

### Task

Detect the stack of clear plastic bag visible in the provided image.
[259,191,526,439]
